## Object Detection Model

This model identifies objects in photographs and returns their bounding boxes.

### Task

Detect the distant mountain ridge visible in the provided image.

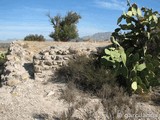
[0,32,112,42]
[82,32,112,41]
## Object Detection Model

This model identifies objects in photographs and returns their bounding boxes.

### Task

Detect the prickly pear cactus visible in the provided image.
[102,1,160,93]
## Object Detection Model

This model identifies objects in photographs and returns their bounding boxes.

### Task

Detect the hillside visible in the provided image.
[82,32,112,41]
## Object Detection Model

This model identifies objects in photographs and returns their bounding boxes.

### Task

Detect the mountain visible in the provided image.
[82,32,112,41]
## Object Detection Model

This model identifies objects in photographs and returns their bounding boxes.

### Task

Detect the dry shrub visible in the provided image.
[55,55,146,120]
[97,83,137,120]
[56,55,115,92]
[59,82,76,105]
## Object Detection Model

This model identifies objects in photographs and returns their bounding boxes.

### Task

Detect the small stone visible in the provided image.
[51,55,56,60]
[62,50,69,55]
[52,61,57,65]
[45,66,53,70]
[34,66,41,73]
[7,79,20,86]
[47,91,54,96]
[49,51,55,55]
[63,56,69,60]
[21,73,29,81]
[68,47,78,54]
[57,61,63,66]
[55,55,62,60]
[33,59,40,65]
[33,54,42,59]
[56,50,63,55]
[44,52,49,56]
[42,55,51,60]
[44,60,52,66]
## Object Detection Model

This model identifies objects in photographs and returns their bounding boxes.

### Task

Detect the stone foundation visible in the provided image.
[1,41,108,85]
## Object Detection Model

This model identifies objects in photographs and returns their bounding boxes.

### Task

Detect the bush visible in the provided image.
[24,34,45,41]
[54,55,140,120]
[0,52,6,87]
[56,55,115,92]
[101,1,160,94]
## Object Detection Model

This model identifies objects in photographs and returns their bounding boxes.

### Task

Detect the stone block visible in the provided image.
[34,65,42,73]
[44,60,52,66]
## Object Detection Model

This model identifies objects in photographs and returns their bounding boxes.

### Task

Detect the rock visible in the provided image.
[6,55,14,61]
[34,66,42,73]
[68,47,79,54]
[42,55,51,60]
[63,56,69,60]
[52,61,57,65]
[51,55,56,60]
[43,52,49,56]
[55,55,63,60]
[21,73,29,81]
[62,50,69,55]
[44,60,52,66]
[49,51,55,55]
[33,54,42,60]
[6,79,20,86]
[44,66,52,70]
[33,59,40,65]
[56,50,63,55]
[57,61,63,66]
[47,91,54,96]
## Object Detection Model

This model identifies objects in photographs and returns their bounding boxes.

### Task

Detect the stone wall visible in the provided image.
[1,41,107,86]
[33,45,101,82]
[1,41,34,86]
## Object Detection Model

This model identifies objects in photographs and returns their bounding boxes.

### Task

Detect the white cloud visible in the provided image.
[95,0,126,11]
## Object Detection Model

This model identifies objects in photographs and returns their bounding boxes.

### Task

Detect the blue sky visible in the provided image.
[0,0,159,40]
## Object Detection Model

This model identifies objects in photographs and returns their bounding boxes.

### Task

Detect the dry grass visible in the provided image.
[17,41,111,55]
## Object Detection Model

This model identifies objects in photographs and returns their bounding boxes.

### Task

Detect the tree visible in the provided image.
[48,11,81,41]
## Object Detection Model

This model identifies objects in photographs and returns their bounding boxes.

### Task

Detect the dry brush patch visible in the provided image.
[53,55,146,120]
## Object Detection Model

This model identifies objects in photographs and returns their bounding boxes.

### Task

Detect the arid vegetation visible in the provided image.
[0,0,160,120]
[24,34,46,41]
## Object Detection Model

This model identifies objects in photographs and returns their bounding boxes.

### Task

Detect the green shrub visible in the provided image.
[0,53,6,65]
[0,52,6,87]
[102,1,160,94]
[56,55,115,92]
[24,34,45,41]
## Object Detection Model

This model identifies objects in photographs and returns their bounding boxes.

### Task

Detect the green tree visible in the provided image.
[48,11,81,41]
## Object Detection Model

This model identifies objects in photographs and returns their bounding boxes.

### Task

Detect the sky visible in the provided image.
[0,0,160,40]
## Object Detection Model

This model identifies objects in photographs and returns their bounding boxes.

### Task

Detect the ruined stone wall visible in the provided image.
[1,41,34,86]
[1,41,107,86]
[33,45,101,82]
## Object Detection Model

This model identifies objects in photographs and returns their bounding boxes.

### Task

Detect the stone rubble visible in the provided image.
[33,45,99,82]
[1,41,102,85]
[1,41,34,86]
